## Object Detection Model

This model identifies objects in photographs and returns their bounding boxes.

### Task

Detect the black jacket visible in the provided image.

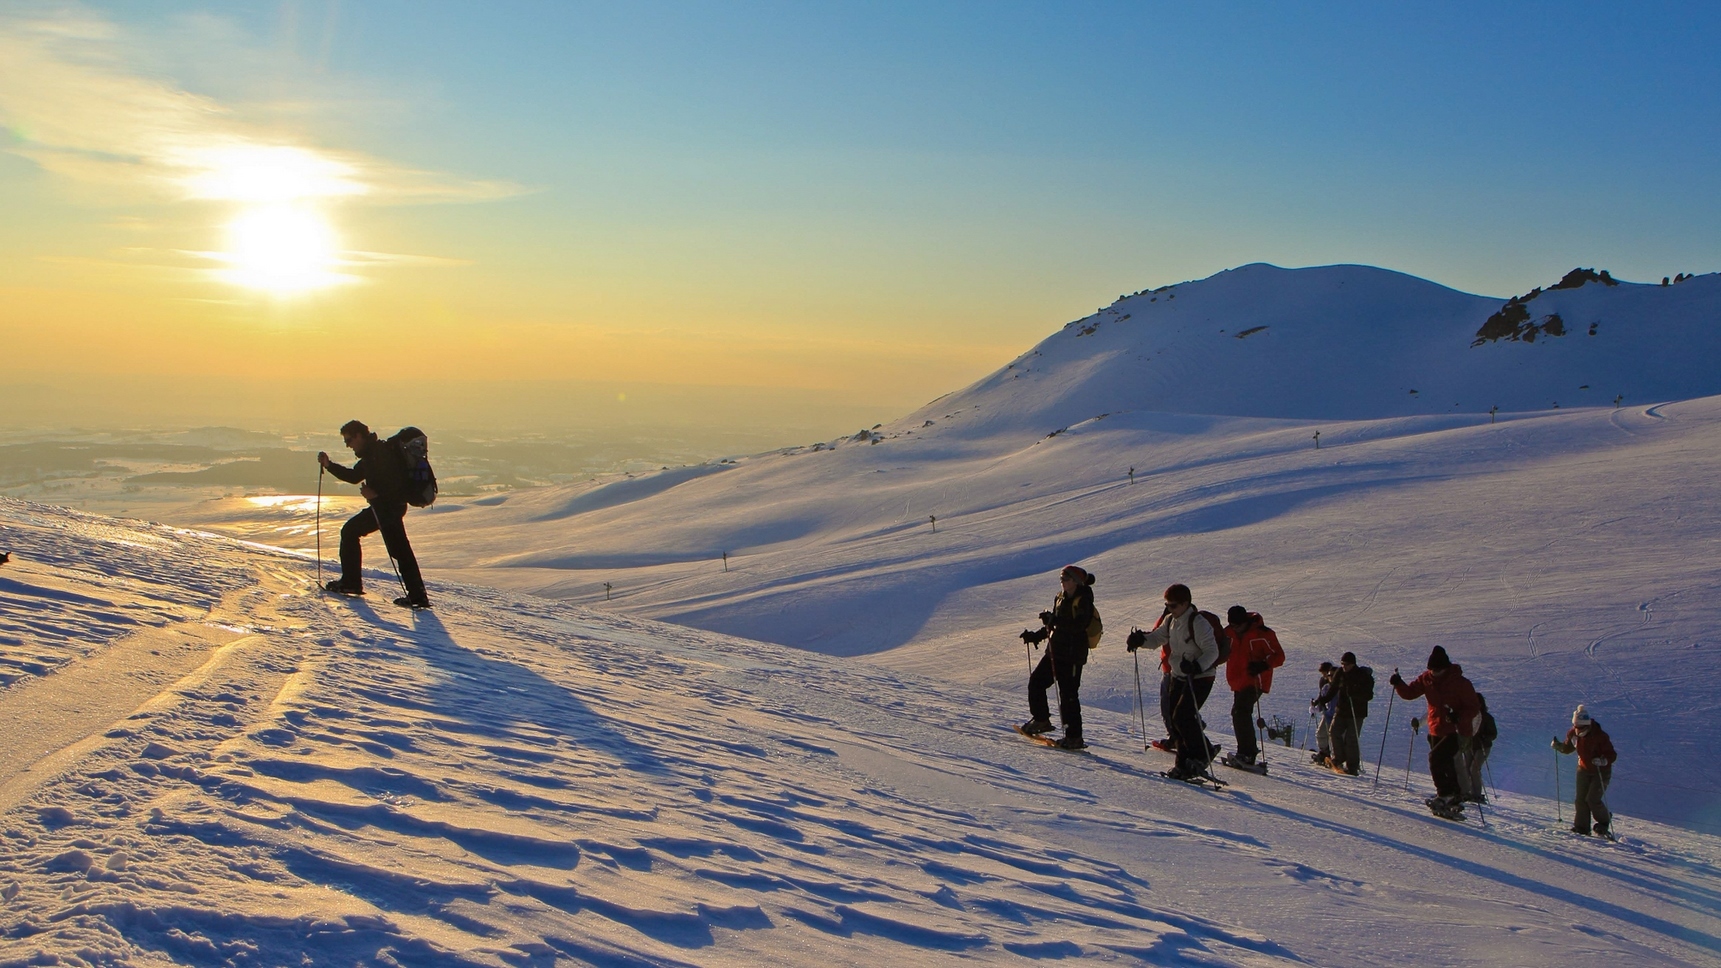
[1045,584,1095,665]
[1334,665,1375,721]
[326,435,410,507]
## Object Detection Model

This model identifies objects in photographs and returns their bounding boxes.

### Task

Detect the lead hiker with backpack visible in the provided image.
[318,420,435,609]
[1018,565,1098,750]
[1218,605,1284,773]
[1126,583,1220,781]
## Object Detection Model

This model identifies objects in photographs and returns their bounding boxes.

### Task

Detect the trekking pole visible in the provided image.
[1372,689,1396,791]
[1403,718,1420,792]
[1133,650,1148,751]
[373,506,408,597]
[1554,746,1563,824]
[315,466,324,590]
[1255,696,1268,770]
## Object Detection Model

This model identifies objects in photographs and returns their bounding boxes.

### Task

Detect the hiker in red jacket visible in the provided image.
[1389,646,1480,815]
[1553,704,1617,837]
[1222,606,1284,769]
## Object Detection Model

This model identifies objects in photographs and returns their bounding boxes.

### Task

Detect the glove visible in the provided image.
[1246,660,1268,676]
[1310,699,1321,708]
[1592,757,1609,767]
[1020,628,1046,645]
[1388,672,1405,687]
[1179,658,1201,675]
[1125,629,1147,652]
[1550,738,1562,749]
[1038,610,1056,626]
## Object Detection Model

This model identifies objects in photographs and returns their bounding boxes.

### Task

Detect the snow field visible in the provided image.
[2,501,1718,966]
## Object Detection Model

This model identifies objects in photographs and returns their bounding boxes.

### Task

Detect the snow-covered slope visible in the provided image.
[901,263,1721,435]
[2,501,1718,967]
[404,265,1721,836]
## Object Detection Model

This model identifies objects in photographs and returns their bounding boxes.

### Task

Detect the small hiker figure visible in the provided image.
[1310,662,1338,766]
[1553,704,1616,838]
[318,420,431,609]
[1129,584,1220,781]
[1220,605,1284,773]
[1329,652,1375,776]
[1457,694,1497,803]
[1389,646,1480,820]
[1018,565,1096,750]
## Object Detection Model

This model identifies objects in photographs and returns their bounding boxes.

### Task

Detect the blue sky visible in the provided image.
[3,1,1717,430]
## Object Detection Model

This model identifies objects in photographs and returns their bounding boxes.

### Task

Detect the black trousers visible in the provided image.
[1232,686,1262,760]
[1428,733,1464,799]
[1331,716,1365,774]
[1028,651,1084,738]
[1160,673,1214,743]
[340,503,427,601]
[1168,676,1212,773]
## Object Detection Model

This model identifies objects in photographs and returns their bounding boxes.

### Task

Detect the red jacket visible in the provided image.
[1224,616,1286,693]
[1557,723,1617,773]
[1391,664,1481,738]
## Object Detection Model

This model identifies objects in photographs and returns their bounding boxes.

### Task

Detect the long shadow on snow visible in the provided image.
[1231,787,1721,956]
[361,606,667,775]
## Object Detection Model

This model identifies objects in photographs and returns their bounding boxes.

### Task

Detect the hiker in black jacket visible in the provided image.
[318,420,430,608]
[1019,565,1095,750]
[1328,652,1374,775]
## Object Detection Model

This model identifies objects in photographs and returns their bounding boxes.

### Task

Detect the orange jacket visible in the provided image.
[1224,615,1286,693]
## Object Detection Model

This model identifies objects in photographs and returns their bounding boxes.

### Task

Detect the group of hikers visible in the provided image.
[308,422,1620,836]
[1018,566,1618,833]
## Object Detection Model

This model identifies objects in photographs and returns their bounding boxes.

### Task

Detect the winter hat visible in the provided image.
[1319,661,1335,673]
[1226,605,1249,625]
[1427,646,1452,671]
[1061,565,1094,586]
[1340,651,1357,666]
[1573,704,1592,727]
[1163,583,1192,604]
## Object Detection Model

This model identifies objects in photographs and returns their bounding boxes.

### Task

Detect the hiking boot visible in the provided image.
[1055,734,1087,750]
[1020,718,1055,736]
[1232,752,1256,767]
[1311,750,1329,764]
[325,579,364,596]
[1570,825,1590,836]
[1594,822,1611,839]
[395,595,432,610]
[1150,737,1177,752]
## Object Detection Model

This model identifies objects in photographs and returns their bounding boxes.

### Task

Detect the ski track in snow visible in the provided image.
[1,501,1719,966]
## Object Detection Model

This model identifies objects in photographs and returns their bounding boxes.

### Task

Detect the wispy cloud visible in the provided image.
[0,7,521,205]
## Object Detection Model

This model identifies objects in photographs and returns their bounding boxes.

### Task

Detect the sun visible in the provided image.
[218,202,347,294]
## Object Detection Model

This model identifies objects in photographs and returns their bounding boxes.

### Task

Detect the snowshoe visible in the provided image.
[1149,738,1177,753]
[1020,718,1055,736]
[1594,825,1616,842]
[1310,750,1330,764]
[324,580,364,596]
[1426,796,1465,821]
[1219,753,1267,775]
[395,596,432,610]
[1054,734,1088,751]
[1330,763,1360,777]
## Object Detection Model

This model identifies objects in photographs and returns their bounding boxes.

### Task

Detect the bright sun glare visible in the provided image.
[220,203,346,294]
[193,146,362,294]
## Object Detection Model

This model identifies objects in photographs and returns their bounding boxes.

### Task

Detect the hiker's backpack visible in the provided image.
[1196,610,1228,668]
[1086,606,1104,649]
[389,426,438,507]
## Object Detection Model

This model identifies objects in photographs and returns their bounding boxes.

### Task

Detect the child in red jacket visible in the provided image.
[1553,704,1617,837]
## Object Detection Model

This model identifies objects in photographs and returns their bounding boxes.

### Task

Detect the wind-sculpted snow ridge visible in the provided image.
[4,504,1719,966]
